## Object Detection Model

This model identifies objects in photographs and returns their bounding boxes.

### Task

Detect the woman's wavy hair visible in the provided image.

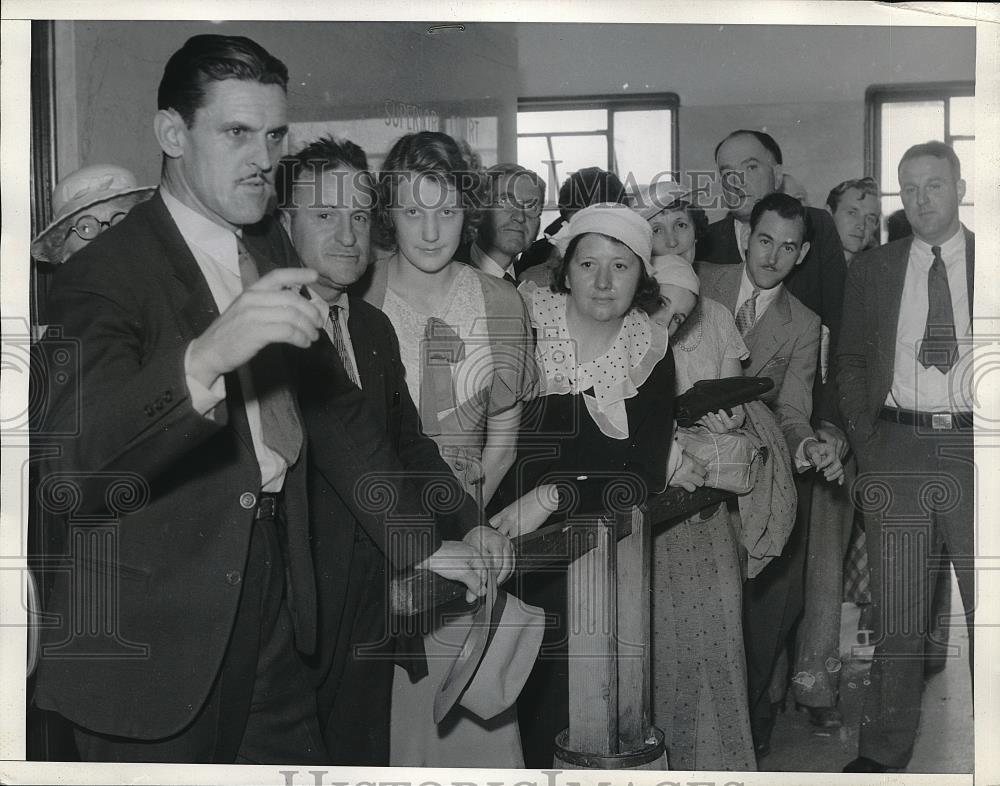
[373,131,483,251]
[550,232,662,315]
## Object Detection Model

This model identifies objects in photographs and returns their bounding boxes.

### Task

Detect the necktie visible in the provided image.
[236,238,303,464]
[735,288,759,337]
[503,271,517,286]
[328,305,360,387]
[918,245,959,373]
[419,317,465,437]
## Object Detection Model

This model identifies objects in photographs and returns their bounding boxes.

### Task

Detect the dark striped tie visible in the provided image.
[328,304,360,387]
[735,288,759,337]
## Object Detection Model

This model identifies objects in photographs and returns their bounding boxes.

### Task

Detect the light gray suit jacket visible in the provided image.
[696,261,821,456]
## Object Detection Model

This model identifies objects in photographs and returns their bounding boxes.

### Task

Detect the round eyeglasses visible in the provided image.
[69,211,128,241]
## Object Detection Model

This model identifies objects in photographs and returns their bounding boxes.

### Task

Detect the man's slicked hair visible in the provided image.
[826,176,880,213]
[714,129,784,165]
[158,34,289,127]
[898,140,962,181]
[275,136,372,210]
[749,191,812,244]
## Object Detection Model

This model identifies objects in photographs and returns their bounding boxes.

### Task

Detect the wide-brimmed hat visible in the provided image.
[433,571,545,723]
[31,164,156,262]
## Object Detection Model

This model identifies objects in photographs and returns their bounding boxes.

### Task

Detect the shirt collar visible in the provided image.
[160,187,241,275]
[738,264,783,313]
[910,226,966,266]
[470,242,513,278]
[306,286,350,320]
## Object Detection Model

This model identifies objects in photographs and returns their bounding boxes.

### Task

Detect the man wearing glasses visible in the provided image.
[462,163,545,284]
[31,164,156,264]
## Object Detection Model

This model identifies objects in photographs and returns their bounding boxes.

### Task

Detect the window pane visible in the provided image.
[548,134,610,185]
[959,205,974,233]
[517,135,559,205]
[517,109,608,135]
[952,139,974,200]
[880,101,945,187]
[613,109,672,191]
[949,96,975,137]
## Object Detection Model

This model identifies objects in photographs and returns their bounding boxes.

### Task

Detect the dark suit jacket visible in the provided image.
[697,262,820,456]
[695,207,845,424]
[33,192,316,739]
[294,296,479,682]
[836,228,975,458]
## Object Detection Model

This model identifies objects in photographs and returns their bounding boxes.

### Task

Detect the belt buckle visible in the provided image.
[931,413,953,431]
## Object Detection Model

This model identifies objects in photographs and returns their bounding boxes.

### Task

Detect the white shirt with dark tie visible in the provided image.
[470,241,515,280]
[165,187,289,492]
[887,227,972,412]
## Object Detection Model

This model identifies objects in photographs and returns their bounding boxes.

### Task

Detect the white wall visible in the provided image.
[516,23,975,213]
[62,21,519,185]
[55,21,976,213]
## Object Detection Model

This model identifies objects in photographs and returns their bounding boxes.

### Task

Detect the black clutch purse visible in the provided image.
[673,376,774,427]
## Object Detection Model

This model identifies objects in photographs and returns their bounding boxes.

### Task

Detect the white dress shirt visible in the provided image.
[469,242,515,280]
[887,227,973,412]
[165,188,288,492]
[733,217,750,263]
[736,265,783,327]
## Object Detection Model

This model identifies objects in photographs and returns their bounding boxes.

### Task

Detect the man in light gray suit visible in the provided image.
[697,192,844,760]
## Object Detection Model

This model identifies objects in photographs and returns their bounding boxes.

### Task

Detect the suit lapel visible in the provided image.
[878,239,910,385]
[143,192,261,456]
[965,228,975,318]
[347,303,385,405]
[143,193,222,342]
[721,215,740,264]
[745,287,792,374]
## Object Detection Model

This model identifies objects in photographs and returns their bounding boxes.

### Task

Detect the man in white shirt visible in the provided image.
[34,34,331,763]
[462,163,544,283]
[840,142,974,773]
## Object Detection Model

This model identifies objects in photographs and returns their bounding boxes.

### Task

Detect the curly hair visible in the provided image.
[550,232,662,315]
[373,131,482,251]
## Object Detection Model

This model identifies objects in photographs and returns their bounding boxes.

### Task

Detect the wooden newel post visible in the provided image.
[553,505,667,770]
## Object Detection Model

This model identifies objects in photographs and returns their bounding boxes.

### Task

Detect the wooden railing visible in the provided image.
[388,483,740,769]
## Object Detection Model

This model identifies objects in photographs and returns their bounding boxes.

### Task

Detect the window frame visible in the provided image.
[865,81,974,192]
[517,92,680,183]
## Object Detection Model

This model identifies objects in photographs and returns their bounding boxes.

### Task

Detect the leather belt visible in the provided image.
[256,491,282,520]
[878,406,973,431]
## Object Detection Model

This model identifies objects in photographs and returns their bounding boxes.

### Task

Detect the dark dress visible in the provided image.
[489,336,676,768]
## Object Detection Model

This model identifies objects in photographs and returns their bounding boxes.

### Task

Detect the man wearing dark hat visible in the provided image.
[34,34,329,763]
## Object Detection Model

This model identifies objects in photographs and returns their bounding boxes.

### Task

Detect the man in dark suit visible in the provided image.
[696,193,845,760]
[275,136,513,764]
[458,163,544,284]
[34,35,330,762]
[841,142,974,773]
